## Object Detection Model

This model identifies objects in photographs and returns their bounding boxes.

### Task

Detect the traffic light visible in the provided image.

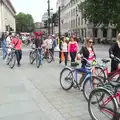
[44,20,48,28]
[52,13,58,27]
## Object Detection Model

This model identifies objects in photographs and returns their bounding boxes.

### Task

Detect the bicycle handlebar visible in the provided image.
[114,56,120,62]
[81,56,92,66]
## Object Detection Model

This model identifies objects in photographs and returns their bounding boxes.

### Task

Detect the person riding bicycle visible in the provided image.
[109,33,120,72]
[11,33,22,67]
[34,32,43,65]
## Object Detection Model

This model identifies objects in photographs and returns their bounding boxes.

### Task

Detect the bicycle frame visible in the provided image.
[97,60,120,81]
[96,88,120,118]
[71,66,93,87]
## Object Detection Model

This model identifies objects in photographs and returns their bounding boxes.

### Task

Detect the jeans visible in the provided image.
[63,52,68,66]
[39,49,42,65]
[1,40,7,60]
[70,52,76,63]
[15,50,22,65]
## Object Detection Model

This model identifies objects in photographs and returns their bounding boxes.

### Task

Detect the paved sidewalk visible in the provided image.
[0,60,65,120]
[0,44,110,120]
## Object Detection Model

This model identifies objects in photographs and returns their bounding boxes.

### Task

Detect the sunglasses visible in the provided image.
[88,41,93,43]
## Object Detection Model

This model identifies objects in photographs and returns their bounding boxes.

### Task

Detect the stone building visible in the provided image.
[0,0,16,34]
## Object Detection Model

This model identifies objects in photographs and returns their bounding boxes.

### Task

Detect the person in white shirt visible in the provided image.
[6,32,12,53]
[62,37,68,66]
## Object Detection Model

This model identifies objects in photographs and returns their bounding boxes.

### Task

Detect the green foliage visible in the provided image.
[16,12,34,32]
[79,0,120,31]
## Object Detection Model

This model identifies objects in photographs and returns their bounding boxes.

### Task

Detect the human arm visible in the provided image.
[109,43,116,58]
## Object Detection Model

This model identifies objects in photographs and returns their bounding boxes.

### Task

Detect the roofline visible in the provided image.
[7,0,16,13]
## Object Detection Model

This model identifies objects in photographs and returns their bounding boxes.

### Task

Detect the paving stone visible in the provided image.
[62,113,72,119]
[0,111,51,120]
[0,100,39,118]
[54,104,63,109]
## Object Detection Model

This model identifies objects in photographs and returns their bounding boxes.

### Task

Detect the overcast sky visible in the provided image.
[11,0,57,22]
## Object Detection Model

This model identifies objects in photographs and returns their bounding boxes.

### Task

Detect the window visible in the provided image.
[112,29,116,37]
[78,17,80,26]
[103,29,107,37]
[93,28,98,37]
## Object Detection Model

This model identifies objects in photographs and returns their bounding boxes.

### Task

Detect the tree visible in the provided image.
[79,0,120,32]
[16,12,34,32]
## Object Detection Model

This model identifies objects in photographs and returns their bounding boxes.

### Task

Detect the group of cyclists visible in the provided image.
[0,30,120,72]
[0,32,58,67]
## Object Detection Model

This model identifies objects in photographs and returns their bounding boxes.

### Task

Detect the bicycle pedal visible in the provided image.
[73,84,78,88]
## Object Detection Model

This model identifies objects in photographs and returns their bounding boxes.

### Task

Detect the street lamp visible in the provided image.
[47,0,50,35]
[76,5,78,38]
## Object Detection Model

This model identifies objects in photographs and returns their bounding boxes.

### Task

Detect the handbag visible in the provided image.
[54,44,60,52]
[61,52,64,61]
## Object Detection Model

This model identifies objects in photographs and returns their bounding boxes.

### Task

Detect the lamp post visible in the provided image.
[76,6,78,38]
[47,0,50,35]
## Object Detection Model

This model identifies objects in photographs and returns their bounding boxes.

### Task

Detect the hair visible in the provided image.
[84,37,93,47]
[70,36,74,41]
[117,33,120,41]
[9,32,12,36]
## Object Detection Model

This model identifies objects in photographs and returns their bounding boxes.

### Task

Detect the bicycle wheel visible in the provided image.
[9,54,16,69]
[29,51,35,64]
[36,52,40,68]
[83,76,103,101]
[6,53,10,65]
[88,88,118,120]
[95,66,106,82]
[46,51,53,63]
[60,67,74,91]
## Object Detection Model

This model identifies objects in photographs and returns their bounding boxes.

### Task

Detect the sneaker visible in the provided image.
[17,63,21,67]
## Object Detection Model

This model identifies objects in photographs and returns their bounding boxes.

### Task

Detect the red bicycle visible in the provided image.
[88,81,120,120]
[95,57,120,82]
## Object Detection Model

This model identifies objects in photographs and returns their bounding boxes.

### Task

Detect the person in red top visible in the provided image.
[12,33,22,67]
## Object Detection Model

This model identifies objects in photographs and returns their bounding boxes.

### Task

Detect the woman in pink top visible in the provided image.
[68,36,78,65]
[12,33,22,67]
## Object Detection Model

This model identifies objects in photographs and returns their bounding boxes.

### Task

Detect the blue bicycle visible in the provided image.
[60,57,103,101]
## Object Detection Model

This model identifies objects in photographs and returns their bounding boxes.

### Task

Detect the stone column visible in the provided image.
[97,28,103,38]
[107,28,112,40]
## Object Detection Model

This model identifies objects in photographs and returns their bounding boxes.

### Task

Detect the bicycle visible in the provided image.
[88,81,120,120]
[94,57,120,83]
[29,48,41,68]
[42,48,53,63]
[60,57,103,101]
[6,47,16,69]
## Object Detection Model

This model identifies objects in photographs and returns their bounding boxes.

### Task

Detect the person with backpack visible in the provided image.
[11,33,22,67]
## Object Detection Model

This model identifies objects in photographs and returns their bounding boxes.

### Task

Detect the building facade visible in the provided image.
[0,0,16,34]
[57,0,116,41]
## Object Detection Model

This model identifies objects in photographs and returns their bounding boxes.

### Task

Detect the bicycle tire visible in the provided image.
[95,66,106,83]
[83,76,103,101]
[88,88,118,120]
[60,67,74,91]
[9,54,16,69]
[36,53,40,68]
[29,51,35,64]
[6,53,10,65]
[46,51,53,63]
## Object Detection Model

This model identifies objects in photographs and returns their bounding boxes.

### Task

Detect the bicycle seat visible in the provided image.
[71,62,79,67]
[101,59,110,63]
[109,81,120,88]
